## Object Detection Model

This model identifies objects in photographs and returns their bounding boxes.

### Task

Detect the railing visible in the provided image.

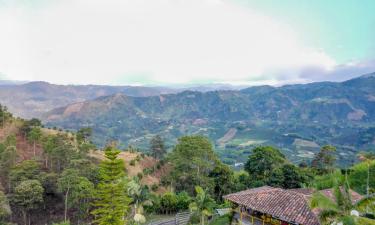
[147,212,191,225]
[235,209,278,225]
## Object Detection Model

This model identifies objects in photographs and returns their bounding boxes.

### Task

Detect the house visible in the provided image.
[224,186,363,225]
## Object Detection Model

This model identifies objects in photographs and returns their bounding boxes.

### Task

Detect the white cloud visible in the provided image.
[0,0,337,85]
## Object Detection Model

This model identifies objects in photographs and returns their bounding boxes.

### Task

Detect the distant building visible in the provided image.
[224,186,363,225]
[234,162,244,167]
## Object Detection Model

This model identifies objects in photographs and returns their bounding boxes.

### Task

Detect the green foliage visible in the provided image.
[150,135,166,160]
[0,191,11,222]
[57,168,94,222]
[245,146,287,181]
[9,160,41,189]
[209,163,235,202]
[310,178,356,225]
[313,170,344,190]
[166,136,219,194]
[160,192,178,214]
[91,145,131,225]
[0,105,12,127]
[27,127,42,156]
[189,186,216,225]
[20,118,41,135]
[0,135,17,179]
[176,191,192,211]
[348,160,375,195]
[311,145,337,174]
[280,164,308,188]
[209,215,231,225]
[244,146,309,188]
[41,134,78,172]
[52,221,71,225]
[11,179,44,225]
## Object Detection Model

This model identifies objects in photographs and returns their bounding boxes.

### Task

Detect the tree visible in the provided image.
[189,186,216,225]
[57,168,94,222]
[166,136,219,194]
[127,179,152,221]
[0,191,11,223]
[209,163,235,202]
[76,127,93,144]
[0,135,18,190]
[76,128,95,155]
[0,104,12,128]
[244,146,287,183]
[45,134,77,173]
[20,118,41,137]
[12,179,44,225]
[150,135,166,160]
[91,145,131,225]
[9,160,41,190]
[280,164,307,189]
[311,145,337,174]
[27,127,42,156]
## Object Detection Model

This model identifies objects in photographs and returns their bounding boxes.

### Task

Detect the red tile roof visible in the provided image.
[224,186,364,225]
[224,186,320,225]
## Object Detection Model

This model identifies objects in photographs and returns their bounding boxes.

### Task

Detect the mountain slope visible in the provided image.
[0,81,178,119]
[0,81,244,119]
[44,73,375,165]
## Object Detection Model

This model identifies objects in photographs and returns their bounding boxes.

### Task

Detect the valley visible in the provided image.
[37,73,375,166]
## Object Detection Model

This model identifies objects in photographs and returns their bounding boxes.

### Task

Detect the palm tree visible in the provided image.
[189,186,215,225]
[127,179,152,224]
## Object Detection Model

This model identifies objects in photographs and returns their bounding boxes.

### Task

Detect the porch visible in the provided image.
[233,207,287,225]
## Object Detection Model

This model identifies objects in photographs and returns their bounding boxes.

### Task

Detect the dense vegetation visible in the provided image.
[0,104,374,225]
[43,73,375,166]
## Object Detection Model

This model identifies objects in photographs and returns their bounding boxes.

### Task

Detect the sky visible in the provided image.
[0,0,374,86]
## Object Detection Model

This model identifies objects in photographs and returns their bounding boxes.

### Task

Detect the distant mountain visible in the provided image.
[0,80,28,86]
[44,73,375,165]
[0,81,245,119]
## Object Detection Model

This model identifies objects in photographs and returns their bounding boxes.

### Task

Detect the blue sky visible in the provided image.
[0,0,374,85]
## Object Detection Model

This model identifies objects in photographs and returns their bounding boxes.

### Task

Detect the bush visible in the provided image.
[129,159,136,166]
[176,191,191,210]
[137,172,143,180]
[160,192,178,214]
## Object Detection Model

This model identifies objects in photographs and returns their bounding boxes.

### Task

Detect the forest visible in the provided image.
[0,104,374,225]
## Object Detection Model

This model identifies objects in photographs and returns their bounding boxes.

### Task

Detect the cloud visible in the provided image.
[0,0,343,85]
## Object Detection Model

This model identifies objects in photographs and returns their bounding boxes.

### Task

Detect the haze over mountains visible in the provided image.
[1,73,375,165]
[0,81,243,119]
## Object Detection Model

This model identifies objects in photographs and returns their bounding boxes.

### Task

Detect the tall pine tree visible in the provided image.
[91,145,131,225]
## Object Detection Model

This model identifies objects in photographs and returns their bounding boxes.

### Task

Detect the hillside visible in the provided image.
[44,73,375,165]
[89,150,170,193]
[0,81,179,119]
[0,81,244,119]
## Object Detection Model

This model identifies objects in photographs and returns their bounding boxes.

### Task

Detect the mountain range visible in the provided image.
[0,81,246,119]
[37,73,375,166]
